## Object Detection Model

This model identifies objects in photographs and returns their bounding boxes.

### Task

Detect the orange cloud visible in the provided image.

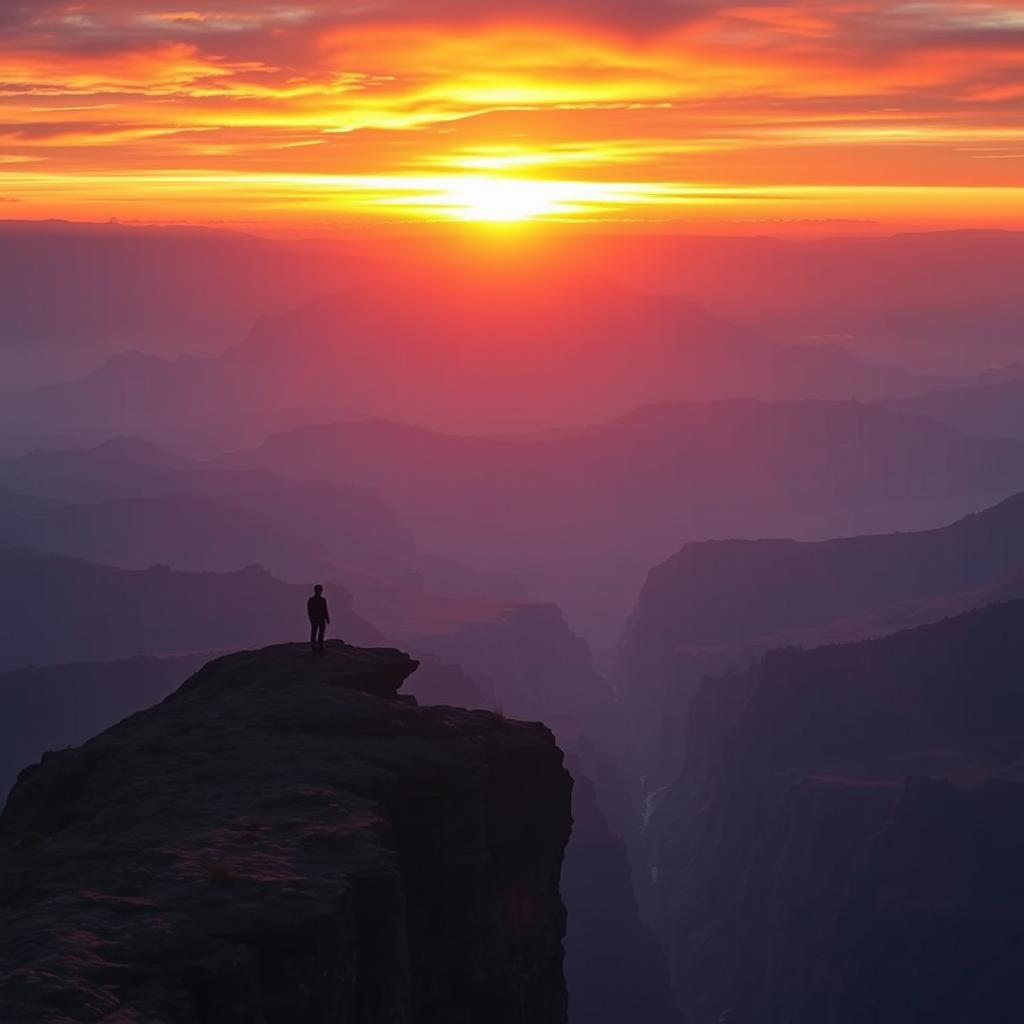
[0,42,276,97]
[0,2,1022,227]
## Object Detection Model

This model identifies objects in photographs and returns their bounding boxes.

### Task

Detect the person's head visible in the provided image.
[313,585,323,596]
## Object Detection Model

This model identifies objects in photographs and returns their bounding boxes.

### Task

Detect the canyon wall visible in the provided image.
[651,601,1024,1023]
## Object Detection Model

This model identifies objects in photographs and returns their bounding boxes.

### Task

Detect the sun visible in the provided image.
[371,172,671,223]
[442,176,563,222]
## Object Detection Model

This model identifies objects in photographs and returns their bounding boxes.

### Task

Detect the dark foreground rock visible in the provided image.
[0,642,572,1023]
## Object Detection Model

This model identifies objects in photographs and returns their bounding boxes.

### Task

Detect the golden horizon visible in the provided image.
[2,7,1023,227]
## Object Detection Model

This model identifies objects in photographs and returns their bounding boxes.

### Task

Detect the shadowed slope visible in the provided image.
[653,601,1024,1023]
[619,491,1024,781]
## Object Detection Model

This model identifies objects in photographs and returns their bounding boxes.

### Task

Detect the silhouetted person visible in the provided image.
[308,584,329,653]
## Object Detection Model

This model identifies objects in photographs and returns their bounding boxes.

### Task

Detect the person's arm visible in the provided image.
[325,602,330,625]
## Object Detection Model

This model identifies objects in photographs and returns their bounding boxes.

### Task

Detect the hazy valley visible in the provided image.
[3,224,1024,1022]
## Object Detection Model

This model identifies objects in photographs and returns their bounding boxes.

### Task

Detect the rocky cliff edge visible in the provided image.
[0,641,572,1023]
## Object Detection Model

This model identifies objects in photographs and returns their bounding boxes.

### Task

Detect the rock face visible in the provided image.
[619,491,1024,782]
[0,642,572,1023]
[652,601,1024,1024]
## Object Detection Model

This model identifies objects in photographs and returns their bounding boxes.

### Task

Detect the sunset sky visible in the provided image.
[2,0,1023,229]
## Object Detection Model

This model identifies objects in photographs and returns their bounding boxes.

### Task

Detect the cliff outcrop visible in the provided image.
[0,642,572,1023]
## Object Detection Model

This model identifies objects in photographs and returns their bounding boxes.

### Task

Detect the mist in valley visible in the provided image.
[3,224,1024,1022]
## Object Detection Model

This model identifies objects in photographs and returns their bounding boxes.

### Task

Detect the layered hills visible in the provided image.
[0,220,348,388]
[224,400,1024,638]
[0,438,431,591]
[2,257,947,447]
[7,225,1024,399]
[610,230,1024,371]
[0,544,382,673]
[884,376,1024,441]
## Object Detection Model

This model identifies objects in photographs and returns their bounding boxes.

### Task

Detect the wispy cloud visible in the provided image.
[0,1,1021,225]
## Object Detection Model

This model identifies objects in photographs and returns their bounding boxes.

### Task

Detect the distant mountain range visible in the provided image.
[6,397,1024,646]
[0,543,381,673]
[883,376,1024,440]
[5,223,1024,392]
[0,220,347,389]
[221,399,1024,639]
[0,436,519,603]
[603,229,1024,372]
[1,251,959,448]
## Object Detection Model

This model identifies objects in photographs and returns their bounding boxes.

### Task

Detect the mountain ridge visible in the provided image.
[618,489,1024,782]
[221,399,1024,639]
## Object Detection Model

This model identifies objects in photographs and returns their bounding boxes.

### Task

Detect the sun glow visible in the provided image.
[418,175,695,223]
[441,176,565,222]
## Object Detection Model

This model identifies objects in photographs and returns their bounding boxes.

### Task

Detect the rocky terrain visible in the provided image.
[651,600,1024,1023]
[619,492,1024,781]
[0,642,674,1024]
[0,643,573,1023]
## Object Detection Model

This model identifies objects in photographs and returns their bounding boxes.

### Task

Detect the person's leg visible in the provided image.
[310,622,318,652]
[316,621,326,649]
